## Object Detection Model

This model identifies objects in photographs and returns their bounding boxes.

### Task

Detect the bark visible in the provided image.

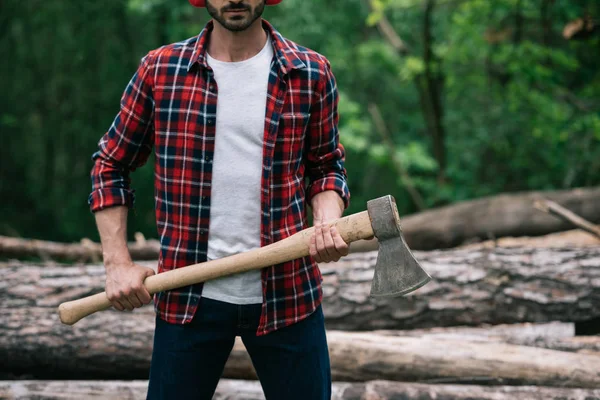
[2,188,599,261]
[3,245,600,331]
[320,247,600,330]
[2,380,600,400]
[373,322,600,354]
[351,186,600,251]
[2,305,600,385]
[226,331,600,386]
[0,234,161,263]
[458,229,600,250]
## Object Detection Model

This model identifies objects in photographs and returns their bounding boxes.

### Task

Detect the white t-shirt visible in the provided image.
[202,34,274,304]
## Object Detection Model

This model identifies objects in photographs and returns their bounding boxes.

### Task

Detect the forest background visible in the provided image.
[1,0,598,243]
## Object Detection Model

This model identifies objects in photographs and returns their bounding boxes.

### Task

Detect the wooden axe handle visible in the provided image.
[58,210,373,325]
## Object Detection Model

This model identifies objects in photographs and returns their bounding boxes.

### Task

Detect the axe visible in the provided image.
[58,195,431,325]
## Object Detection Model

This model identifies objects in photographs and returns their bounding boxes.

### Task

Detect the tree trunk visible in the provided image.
[422,0,446,183]
[2,380,600,400]
[2,305,600,385]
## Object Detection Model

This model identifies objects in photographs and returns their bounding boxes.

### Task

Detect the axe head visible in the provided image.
[367,195,431,297]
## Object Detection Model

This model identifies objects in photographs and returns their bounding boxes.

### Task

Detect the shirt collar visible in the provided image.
[187,19,306,74]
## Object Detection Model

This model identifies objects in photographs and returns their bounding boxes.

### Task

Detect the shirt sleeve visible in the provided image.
[88,53,155,212]
[306,59,351,210]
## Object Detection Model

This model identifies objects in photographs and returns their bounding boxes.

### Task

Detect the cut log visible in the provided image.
[351,229,600,254]
[373,321,600,354]
[2,246,599,383]
[403,186,600,249]
[225,331,600,386]
[2,188,598,262]
[2,380,600,400]
[321,247,600,330]
[350,186,600,251]
[3,245,600,331]
[2,305,600,386]
[459,229,600,250]
[0,234,161,263]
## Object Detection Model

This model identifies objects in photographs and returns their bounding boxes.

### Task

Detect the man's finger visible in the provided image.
[120,296,135,311]
[321,223,336,261]
[310,234,322,263]
[138,286,152,305]
[331,227,349,257]
[315,222,327,258]
[130,293,143,308]
[112,300,125,312]
[144,268,156,278]
[315,222,333,260]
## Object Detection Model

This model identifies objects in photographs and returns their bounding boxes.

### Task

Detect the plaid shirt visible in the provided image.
[89,20,350,335]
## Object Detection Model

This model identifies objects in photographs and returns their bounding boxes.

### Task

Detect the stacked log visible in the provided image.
[320,246,600,330]
[3,246,600,332]
[2,246,600,390]
[3,302,600,384]
[2,187,598,262]
[2,380,600,400]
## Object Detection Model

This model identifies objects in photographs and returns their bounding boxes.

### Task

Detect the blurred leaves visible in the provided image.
[1,0,598,241]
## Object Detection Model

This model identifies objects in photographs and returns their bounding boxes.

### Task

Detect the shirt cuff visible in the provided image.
[88,188,135,212]
[307,175,350,210]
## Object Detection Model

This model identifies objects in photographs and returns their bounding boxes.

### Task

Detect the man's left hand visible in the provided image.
[309,191,349,263]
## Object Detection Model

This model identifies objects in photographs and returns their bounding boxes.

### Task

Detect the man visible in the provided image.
[88,0,350,398]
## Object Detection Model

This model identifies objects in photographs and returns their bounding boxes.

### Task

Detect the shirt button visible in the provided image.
[205,156,211,162]
[200,229,207,235]
[207,119,214,125]
[209,85,215,91]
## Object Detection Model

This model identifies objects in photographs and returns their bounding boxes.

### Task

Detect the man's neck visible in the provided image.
[207,19,268,62]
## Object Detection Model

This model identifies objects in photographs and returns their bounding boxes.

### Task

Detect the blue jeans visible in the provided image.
[147,297,331,399]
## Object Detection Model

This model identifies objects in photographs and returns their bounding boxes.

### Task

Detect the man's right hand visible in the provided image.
[105,262,156,311]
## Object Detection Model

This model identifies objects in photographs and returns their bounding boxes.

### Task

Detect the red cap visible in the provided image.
[189,0,282,7]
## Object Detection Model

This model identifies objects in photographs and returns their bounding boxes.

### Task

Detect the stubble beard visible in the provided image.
[206,1,266,32]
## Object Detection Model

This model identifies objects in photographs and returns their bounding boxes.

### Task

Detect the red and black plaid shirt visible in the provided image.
[89,20,350,335]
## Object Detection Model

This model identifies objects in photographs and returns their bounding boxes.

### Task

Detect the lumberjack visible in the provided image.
[66,1,429,399]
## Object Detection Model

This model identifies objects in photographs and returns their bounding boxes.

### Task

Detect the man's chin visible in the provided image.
[223,24,249,32]
[220,18,254,32]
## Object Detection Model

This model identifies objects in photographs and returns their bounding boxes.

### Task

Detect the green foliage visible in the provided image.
[1,0,598,242]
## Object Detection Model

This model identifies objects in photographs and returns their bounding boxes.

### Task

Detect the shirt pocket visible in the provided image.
[278,112,310,141]
[274,112,310,177]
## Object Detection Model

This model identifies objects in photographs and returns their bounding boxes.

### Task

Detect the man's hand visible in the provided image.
[105,261,155,311]
[309,191,348,263]
[94,206,155,311]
